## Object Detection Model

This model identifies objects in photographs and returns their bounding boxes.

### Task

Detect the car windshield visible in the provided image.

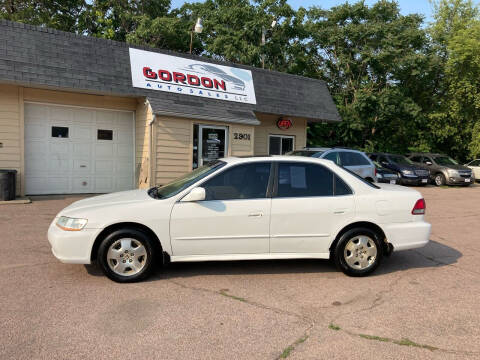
[433,156,458,166]
[288,150,324,157]
[149,161,225,199]
[388,155,413,165]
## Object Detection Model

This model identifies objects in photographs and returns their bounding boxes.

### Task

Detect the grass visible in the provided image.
[358,333,438,351]
[393,338,438,351]
[359,334,390,342]
[279,335,309,359]
[218,289,247,302]
[328,323,341,331]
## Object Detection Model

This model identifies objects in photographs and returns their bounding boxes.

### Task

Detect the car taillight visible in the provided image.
[374,167,377,177]
[412,198,426,215]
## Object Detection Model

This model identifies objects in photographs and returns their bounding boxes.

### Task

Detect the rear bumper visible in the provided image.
[382,221,431,251]
[48,221,98,264]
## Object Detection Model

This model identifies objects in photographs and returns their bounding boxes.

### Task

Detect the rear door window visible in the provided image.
[277,162,334,197]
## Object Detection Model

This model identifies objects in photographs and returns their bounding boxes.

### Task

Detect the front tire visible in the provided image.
[333,228,383,277]
[434,173,446,186]
[97,228,156,283]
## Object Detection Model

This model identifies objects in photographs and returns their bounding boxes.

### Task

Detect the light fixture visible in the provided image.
[190,17,203,54]
[194,18,203,33]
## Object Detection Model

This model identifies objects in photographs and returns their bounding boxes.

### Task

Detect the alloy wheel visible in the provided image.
[106,238,147,276]
[343,235,377,270]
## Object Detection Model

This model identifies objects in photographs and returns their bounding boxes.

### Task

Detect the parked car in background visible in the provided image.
[465,159,480,181]
[408,153,474,186]
[48,156,430,282]
[368,153,430,186]
[288,147,377,182]
[372,161,399,184]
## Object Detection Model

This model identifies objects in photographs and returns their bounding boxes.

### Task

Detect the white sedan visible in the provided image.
[48,156,431,282]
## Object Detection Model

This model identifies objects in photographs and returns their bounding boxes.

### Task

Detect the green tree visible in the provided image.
[0,0,86,32]
[79,0,171,41]
[428,0,480,161]
[304,1,434,154]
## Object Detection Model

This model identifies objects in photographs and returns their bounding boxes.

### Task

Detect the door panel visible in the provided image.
[270,196,354,253]
[270,162,355,254]
[170,199,271,255]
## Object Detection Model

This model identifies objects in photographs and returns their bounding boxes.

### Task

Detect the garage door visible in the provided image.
[25,103,134,195]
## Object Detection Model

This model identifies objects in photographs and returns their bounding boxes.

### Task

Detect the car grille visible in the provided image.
[382,173,397,179]
[458,170,472,178]
[414,170,429,176]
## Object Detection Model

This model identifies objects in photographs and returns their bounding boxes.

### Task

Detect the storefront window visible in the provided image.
[269,135,294,155]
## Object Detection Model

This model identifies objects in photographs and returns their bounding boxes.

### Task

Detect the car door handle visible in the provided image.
[333,209,347,214]
[248,212,263,217]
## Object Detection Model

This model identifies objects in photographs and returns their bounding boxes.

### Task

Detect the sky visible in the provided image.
[170,0,436,23]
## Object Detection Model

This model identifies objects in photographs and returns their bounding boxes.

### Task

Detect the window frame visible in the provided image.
[268,134,295,155]
[271,161,353,198]
[195,161,275,201]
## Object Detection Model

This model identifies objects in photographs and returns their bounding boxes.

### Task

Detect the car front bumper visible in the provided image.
[48,220,99,264]
[399,176,430,186]
[382,221,431,251]
[445,175,474,185]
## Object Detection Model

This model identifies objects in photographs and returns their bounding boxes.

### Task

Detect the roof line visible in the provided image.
[0,19,327,85]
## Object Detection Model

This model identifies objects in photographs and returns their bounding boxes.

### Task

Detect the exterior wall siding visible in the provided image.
[154,116,255,186]
[0,84,22,195]
[253,113,307,156]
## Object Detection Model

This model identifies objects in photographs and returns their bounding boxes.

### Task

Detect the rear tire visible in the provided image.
[97,228,157,283]
[434,173,446,186]
[333,228,383,277]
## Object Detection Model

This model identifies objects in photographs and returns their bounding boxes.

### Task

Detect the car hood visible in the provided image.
[59,189,153,217]
[440,164,470,171]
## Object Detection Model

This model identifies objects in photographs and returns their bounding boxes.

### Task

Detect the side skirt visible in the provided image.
[170,253,330,263]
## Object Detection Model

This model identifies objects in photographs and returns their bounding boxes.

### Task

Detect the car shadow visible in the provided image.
[84,239,461,280]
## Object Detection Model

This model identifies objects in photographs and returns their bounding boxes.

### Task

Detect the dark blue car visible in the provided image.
[368,153,430,186]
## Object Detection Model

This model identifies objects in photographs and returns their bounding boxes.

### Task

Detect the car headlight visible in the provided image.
[377,173,383,179]
[56,216,88,231]
[447,169,459,176]
[401,170,414,175]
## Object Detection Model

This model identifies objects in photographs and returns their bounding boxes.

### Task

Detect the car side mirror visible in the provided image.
[425,161,432,166]
[181,187,206,202]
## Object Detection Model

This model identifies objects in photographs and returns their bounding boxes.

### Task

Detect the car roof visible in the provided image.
[408,153,445,156]
[222,156,336,165]
[302,147,366,153]
[301,147,330,152]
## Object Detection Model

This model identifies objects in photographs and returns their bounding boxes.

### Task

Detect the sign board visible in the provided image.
[277,117,293,130]
[129,48,257,104]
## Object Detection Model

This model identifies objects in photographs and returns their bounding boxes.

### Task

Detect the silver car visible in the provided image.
[288,147,377,182]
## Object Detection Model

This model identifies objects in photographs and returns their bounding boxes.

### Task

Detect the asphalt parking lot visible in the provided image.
[1,185,480,360]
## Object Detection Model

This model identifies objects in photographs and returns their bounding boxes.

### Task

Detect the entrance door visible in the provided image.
[197,125,228,167]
